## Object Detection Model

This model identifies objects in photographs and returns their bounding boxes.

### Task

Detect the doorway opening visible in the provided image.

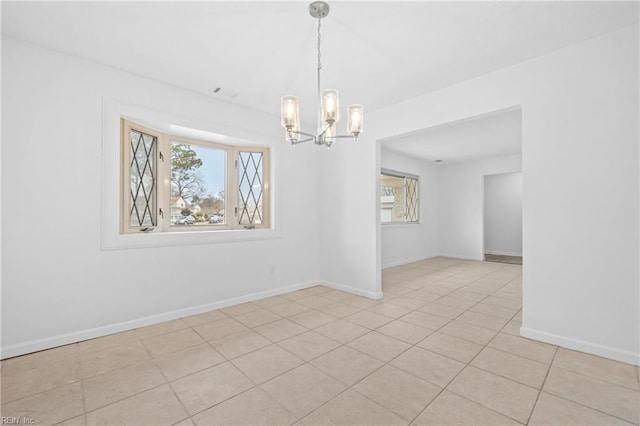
[483,171,523,265]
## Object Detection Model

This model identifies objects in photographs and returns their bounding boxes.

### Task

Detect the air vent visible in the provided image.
[208,87,238,99]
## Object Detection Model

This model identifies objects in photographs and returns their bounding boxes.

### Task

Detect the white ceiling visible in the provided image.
[382,107,522,163]
[2,1,638,129]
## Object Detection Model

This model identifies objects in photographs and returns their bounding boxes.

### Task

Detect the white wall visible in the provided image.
[484,172,523,256]
[328,25,638,364]
[438,155,522,260]
[1,37,321,358]
[380,148,439,268]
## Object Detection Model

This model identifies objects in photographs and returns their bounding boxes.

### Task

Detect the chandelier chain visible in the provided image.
[317,17,322,72]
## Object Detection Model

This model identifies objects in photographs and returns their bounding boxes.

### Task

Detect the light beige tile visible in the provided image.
[154,343,225,381]
[209,329,271,359]
[342,295,382,310]
[260,364,346,419]
[192,387,296,426]
[78,331,139,354]
[321,289,353,302]
[314,319,370,344]
[344,310,393,329]
[301,389,407,425]
[457,311,510,331]
[553,347,639,391]
[354,364,441,421]
[439,320,498,345]
[418,302,466,319]
[266,301,310,317]
[386,296,428,310]
[377,320,433,344]
[1,358,82,404]
[471,347,549,388]
[367,302,413,319]
[80,339,150,378]
[221,302,261,317]
[82,359,166,411]
[391,347,465,387]
[278,330,341,361]
[435,296,477,310]
[347,332,411,362]
[315,302,362,318]
[182,309,228,327]
[171,362,254,415]
[2,344,79,376]
[383,285,415,296]
[417,332,484,364]
[483,295,521,309]
[192,317,248,341]
[143,328,204,356]
[135,319,189,340]
[172,418,195,426]
[252,295,289,308]
[530,392,633,425]
[55,415,86,426]
[470,302,520,320]
[501,320,522,336]
[488,333,557,364]
[543,366,640,424]
[232,344,303,384]
[310,346,383,386]
[414,390,521,426]
[448,366,539,423]
[86,385,187,426]
[288,309,336,329]
[401,311,450,330]
[254,318,307,342]
[233,308,282,328]
[296,295,334,309]
[1,382,84,426]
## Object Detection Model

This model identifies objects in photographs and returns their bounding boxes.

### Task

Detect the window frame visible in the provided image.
[121,118,271,235]
[380,168,420,225]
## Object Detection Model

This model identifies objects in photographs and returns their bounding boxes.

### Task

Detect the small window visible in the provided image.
[121,119,270,234]
[380,170,419,224]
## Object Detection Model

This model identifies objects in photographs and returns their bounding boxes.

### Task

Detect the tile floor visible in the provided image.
[1,257,639,425]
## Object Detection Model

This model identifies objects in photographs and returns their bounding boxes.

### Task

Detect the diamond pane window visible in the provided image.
[406,177,418,222]
[129,129,157,227]
[238,151,264,226]
[121,119,270,234]
[380,171,419,224]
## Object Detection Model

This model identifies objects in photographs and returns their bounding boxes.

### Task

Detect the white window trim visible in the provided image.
[102,97,280,250]
[380,168,421,225]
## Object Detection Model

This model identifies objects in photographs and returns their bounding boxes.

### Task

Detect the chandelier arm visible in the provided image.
[290,129,317,138]
[290,137,315,145]
[329,134,359,139]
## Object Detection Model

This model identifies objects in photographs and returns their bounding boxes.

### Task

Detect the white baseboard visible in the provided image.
[321,280,383,300]
[382,255,438,269]
[1,280,319,360]
[485,250,522,257]
[520,326,640,366]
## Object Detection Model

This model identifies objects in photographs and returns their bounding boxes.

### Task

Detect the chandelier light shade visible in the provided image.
[281,1,363,148]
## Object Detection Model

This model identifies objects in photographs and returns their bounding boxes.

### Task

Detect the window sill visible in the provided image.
[381,222,421,229]
[102,227,280,250]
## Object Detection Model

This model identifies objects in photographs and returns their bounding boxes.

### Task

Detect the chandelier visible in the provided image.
[280,1,363,148]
